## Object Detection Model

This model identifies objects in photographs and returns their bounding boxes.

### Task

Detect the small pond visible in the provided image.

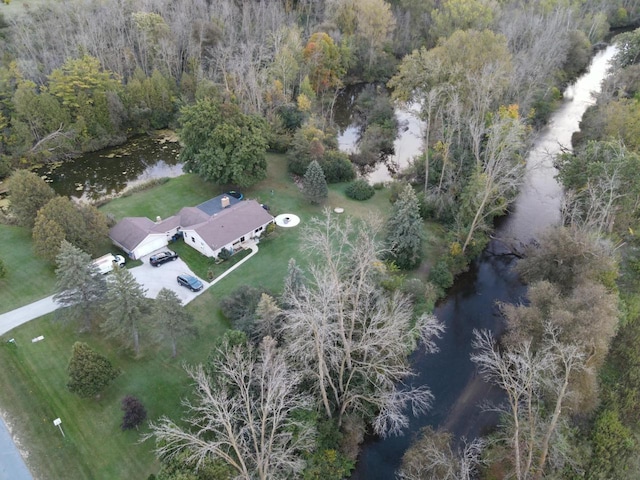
[34,132,183,200]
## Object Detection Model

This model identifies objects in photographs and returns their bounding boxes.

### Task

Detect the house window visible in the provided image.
[191,236,195,243]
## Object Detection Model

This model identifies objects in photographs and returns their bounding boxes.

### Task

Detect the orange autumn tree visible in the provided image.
[302,32,345,95]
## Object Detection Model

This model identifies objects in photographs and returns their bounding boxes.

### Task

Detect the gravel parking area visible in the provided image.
[128,249,208,305]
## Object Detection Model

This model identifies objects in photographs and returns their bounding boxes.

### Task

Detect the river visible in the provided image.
[349,45,617,480]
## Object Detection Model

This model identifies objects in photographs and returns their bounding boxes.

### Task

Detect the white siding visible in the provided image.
[182,220,272,258]
[182,230,216,257]
[132,235,168,259]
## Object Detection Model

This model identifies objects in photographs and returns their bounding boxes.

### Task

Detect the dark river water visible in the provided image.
[350,45,617,479]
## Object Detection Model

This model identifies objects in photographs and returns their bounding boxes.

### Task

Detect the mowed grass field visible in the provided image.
[0,226,56,313]
[0,153,399,479]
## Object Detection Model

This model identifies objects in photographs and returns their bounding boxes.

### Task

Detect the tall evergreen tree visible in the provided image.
[67,341,120,398]
[53,240,106,331]
[303,159,328,204]
[102,266,149,356]
[151,288,195,358]
[385,185,424,269]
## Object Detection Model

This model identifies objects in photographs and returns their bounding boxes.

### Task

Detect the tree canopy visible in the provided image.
[179,97,268,188]
[102,266,149,356]
[151,288,195,357]
[5,170,56,228]
[385,185,424,269]
[32,196,108,261]
[302,160,328,204]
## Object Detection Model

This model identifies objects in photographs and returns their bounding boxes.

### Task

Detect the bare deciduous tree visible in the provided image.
[497,6,575,111]
[147,337,315,480]
[281,212,444,437]
[471,324,588,480]
[397,426,484,480]
[459,109,526,252]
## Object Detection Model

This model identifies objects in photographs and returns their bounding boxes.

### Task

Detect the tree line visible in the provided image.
[0,0,633,261]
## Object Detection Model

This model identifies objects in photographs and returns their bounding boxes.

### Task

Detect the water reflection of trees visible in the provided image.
[36,136,181,200]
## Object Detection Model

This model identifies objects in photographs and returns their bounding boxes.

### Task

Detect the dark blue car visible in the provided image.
[177,274,203,292]
[150,251,178,267]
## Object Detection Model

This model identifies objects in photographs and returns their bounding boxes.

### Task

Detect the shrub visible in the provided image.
[121,395,147,430]
[429,260,454,293]
[265,222,276,235]
[345,179,375,201]
[401,277,425,301]
[0,258,6,279]
[322,150,356,183]
[218,247,232,262]
[388,180,410,204]
[290,150,356,184]
[416,191,434,219]
[219,285,265,334]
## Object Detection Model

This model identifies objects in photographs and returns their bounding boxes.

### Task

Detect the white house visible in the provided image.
[109,195,273,259]
[181,200,274,258]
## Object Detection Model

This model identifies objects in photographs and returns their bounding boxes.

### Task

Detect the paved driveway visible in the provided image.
[131,250,208,304]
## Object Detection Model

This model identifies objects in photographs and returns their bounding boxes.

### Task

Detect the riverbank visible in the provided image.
[349,44,618,480]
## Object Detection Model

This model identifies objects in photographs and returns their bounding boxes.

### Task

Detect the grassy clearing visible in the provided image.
[0,153,435,479]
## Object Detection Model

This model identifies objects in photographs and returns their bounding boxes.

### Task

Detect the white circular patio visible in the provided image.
[274,214,300,227]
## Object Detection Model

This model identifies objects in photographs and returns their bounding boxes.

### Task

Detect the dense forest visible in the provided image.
[2,0,640,478]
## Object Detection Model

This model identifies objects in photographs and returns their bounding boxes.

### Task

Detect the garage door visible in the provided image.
[133,236,168,259]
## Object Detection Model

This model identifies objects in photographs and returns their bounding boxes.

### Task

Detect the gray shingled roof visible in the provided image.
[193,200,273,249]
[109,217,156,251]
[109,197,273,254]
[150,215,181,233]
[177,207,210,227]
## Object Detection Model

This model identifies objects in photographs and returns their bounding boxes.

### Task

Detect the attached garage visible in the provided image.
[131,235,168,259]
[109,216,179,260]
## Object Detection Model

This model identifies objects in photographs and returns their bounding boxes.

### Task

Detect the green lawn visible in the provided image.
[0,308,228,479]
[0,225,56,313]
[0,153,419,479]
[100,174,218,220]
